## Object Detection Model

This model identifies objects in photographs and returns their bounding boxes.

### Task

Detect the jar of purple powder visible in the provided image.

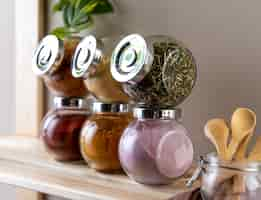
[119,106,194,185]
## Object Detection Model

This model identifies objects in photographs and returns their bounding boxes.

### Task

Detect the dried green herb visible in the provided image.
[124,39,197,107]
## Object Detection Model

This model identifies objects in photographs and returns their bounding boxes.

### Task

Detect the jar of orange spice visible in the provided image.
[80,102,133,172]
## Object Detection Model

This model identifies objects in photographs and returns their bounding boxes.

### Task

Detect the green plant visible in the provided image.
[51,0,114,39]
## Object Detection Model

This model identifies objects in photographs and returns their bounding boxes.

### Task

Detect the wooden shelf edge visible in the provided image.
[0,136,199,200]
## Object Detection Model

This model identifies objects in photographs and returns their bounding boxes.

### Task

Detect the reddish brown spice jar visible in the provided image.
[80,102,133,172]
[32,35,88,97]
[40,97,90,161]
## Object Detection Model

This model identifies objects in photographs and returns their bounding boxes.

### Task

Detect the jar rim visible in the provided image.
[133,106,182,120]
[92,102,131,113]
[54,97,87,109]
[202,153,261,172]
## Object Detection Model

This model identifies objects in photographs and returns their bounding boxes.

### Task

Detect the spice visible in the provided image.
[72,35,129,103]
[111,34,197,106]
[41,97,90,161]
[80,103,132,172]
[119,107,193,185]
[33,35,88,97]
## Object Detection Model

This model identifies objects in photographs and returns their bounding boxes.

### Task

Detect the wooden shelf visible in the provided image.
[0,136,199,200]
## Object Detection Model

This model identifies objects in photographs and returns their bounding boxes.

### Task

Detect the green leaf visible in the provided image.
[80,0,113,15]
[73,16,93,32]
[51,27,76,39]
[72,12,89,26]
[52,0,70,12]
[63,5,71,27]
[67,4,75,25]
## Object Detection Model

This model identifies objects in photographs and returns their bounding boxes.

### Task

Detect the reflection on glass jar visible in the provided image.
[119,107,194,185]
[72,35,129,103]
[80,102,133,172]
[111,34,197,107]
[189,154,261,200]
[32,35,88,97]
[41,97,90,161]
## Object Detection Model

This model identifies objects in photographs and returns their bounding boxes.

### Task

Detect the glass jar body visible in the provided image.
[43,37,88,97]
[111,34,197,107]
[119,118,193,185]
[201,158,261,200]
[41,107,89,161]
[80,112,133,172]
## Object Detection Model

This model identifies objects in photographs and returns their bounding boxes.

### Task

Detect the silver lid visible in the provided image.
[32,35,64,75]
[92,102,130,113]
[54,97,86,108]
[72,35,103,78]
[133,107,181,120]
[111,34,154,84]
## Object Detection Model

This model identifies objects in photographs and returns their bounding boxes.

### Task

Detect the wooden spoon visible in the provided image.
[227,108,256,161]
[204,118,229,160]
[248,136,261,161]
[234,109,256,160]
[229,108,256,200]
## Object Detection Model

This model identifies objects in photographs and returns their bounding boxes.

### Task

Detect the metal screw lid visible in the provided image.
[133,106,182,120]
[92,102,130,113]
[110,34,154,84]
[32,35,64,76]
[72,35,103,78]
[54,97,86,108]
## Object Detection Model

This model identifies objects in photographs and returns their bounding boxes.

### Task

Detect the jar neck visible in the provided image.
[91,102,130,113]
[54,97,86,109]
[133,107,182,120]
[202,154,261,173]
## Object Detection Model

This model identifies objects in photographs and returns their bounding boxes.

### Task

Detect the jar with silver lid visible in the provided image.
[40,97,90,161]
[111,34,197,107]
[187,154,261,200]
[80,102,133,172]
[32,35,87,97]
[119,106,193,185]
[72,35,129,103]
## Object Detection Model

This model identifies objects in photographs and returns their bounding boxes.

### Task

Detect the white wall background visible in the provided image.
[0,0,16,199]
[47,0,261,199]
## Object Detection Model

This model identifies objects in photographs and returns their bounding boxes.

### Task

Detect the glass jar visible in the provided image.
[111,34,197,107]
[71,35,129,103]
[80,102,133,172]
[187,154,261,200]
[119,107,194,185]
[32,35,88,97]
[40,97,90,161]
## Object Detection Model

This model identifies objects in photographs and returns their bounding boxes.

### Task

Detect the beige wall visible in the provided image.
[0,0,16,199]
[48,0,261,158]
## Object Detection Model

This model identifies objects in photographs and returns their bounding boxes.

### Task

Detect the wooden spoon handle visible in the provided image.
[234,133,252,160]
[227,139,241,161]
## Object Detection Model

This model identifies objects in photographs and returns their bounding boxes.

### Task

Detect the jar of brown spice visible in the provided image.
[32,35,88,97]
[80,102,133,172]
[71,35,129,103]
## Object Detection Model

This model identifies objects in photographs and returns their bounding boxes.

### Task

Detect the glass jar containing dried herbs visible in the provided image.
[72,35,129,103]
[32,35,88,97]
[111,34,197,107]
[80,102,133,172]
